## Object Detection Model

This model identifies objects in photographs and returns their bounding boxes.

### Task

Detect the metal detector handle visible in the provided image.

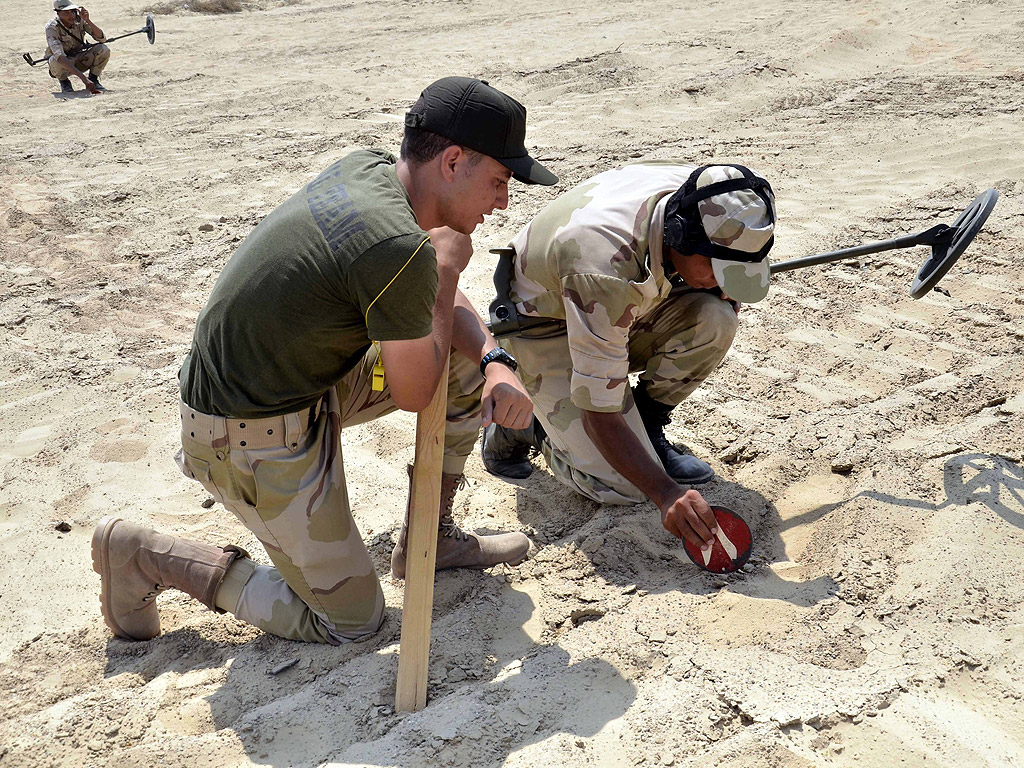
[22,44,98,65]
[487,247,522,337]
[485,247,564,339]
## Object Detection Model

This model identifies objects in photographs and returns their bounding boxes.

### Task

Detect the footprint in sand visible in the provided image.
[89,439,149,463]
[94,417,139,435]
[4,425,54,459]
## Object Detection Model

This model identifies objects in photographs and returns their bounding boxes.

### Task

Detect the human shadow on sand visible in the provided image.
[52,89,102,100]
[98,544,635,767]
[778,452,1024,533]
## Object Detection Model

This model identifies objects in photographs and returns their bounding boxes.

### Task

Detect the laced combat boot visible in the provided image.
[59,79,74,93]
[391,468,530,579]
[88,73,106,91]
[481,417,546,479]
[632,381,715,485]
[91,516,248,640]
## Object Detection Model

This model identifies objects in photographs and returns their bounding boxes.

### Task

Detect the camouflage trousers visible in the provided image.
[503,289,737,506]
[48,44,110,79]
[176,345,485,644]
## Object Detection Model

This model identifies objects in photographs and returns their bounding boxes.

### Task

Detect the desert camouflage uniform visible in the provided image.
[176,346,484,644]
[45,17,109,80]
[502,162,740,504]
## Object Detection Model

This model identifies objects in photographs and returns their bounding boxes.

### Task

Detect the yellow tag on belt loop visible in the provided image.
[364,236,431,394]
[371,341,386,392]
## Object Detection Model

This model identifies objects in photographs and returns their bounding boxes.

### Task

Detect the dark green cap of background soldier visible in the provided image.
[405,77,558,186]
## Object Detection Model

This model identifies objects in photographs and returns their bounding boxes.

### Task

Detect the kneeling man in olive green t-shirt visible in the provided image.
[90,78,558,645]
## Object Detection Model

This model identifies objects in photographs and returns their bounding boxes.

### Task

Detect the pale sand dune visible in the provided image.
[2,0,1024,766]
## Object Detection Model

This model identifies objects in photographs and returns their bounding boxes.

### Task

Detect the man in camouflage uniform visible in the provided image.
[482,162,775,552]
[45,0,107,94]
[91,78,557,645]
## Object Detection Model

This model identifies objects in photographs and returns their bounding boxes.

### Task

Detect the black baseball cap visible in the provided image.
[405,77,558,186]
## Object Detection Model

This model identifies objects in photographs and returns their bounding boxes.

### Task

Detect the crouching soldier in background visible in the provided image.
[46,0,108,94]
[482,162,776,554]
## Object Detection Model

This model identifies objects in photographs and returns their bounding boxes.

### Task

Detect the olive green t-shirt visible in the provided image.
[179,149,437,418]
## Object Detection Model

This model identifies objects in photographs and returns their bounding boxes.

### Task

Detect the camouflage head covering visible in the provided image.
[666,165,776,303]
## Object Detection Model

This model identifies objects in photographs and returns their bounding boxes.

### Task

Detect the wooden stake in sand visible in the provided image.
[395,357,449,712]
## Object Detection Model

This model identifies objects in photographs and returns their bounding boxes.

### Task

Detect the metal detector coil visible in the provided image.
[101,12,156,46]
[909,188,997,298]
[771,188,998,299]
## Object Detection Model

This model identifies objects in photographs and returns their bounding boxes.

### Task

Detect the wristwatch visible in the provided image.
[480,348,518,377]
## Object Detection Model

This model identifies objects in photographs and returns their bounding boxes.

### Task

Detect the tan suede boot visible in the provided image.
[91,516,247,641]
[390,469,530,579]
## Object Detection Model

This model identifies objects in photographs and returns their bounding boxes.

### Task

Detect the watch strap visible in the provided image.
[480,348,517,377]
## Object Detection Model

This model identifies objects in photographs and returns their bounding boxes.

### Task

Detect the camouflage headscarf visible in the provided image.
[664,165,776,303]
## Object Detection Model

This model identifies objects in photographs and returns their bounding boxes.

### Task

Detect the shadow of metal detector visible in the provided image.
[486,188,999,338]
[22,13,155,66]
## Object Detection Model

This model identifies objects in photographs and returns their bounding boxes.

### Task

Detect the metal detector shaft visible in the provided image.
[485,229,935,337]
[770,232,924,274]
[483,189,994,327]
[485,229,937,337]
[103,27,147,44]
[485,315,563,339]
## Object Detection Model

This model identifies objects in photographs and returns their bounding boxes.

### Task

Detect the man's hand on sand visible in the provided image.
[72,69,101,94]
[480,364,533,430]
[658,487,718,551]
[429,227,473,275]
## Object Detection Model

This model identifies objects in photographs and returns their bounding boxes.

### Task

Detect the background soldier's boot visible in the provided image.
[481,417,547,479]
[88,73,106,91]
[391,468,530,579]
[632,381,715,485]
[59,79,74,93]
[91,516,247,641]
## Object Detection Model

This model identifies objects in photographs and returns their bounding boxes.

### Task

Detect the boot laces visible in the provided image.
[439,476,471,542]
[142,584,164,603]
[651,430,695,461]
[651,431,675,454]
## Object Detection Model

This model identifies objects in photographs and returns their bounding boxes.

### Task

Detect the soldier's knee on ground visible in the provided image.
[317,590,386,644]
[296,606,385,647]
[348,582,387,635]
[220,559,386,645]
[268,607,368,646]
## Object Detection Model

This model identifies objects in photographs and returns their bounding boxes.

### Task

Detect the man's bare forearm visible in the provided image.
[427,264,461,381]
[583,408,717,547]
[582,409,679,507]
[451,289,496,365]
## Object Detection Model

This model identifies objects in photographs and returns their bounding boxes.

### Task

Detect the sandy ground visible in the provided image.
[2,0,1024,765]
